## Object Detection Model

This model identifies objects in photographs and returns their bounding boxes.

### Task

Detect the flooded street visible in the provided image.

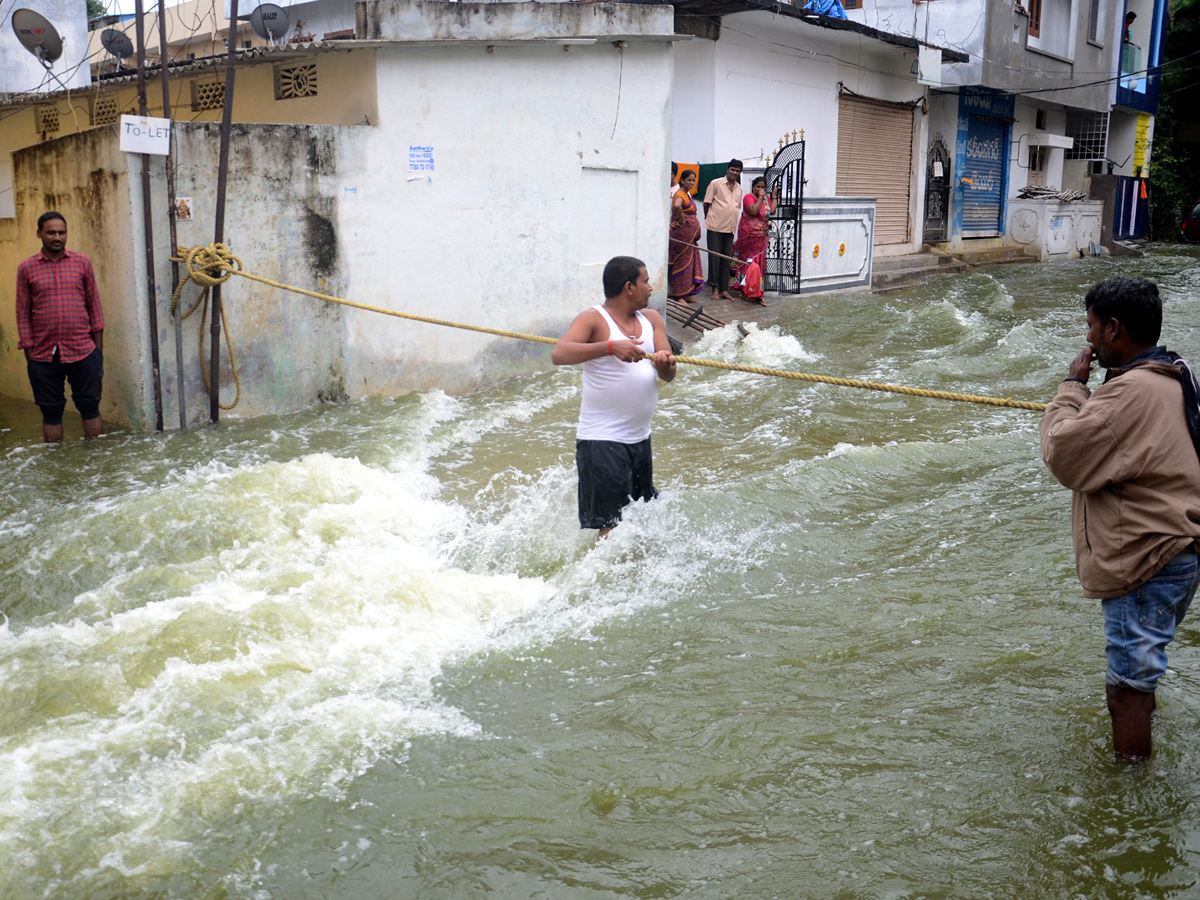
[3,247,1200,899]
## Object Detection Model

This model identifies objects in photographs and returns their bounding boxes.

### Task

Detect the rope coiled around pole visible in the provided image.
[170,242,1049,413]
[170,243,243,410]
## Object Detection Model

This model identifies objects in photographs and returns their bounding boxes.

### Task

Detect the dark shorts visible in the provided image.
[576,437,657,530]
[27,347,103,425]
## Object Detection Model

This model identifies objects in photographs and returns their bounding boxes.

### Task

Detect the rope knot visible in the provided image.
[168,242,244,410]
[174,242,242,287]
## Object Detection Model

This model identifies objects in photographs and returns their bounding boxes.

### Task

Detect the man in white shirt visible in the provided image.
[703,159,744,301]
[551,257,677,536]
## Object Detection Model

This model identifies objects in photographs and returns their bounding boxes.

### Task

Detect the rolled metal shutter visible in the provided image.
[961,117,1005,237]
[836,95,913,245]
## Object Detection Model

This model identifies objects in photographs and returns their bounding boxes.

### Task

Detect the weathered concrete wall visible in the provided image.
[164,123,360,424]
[0,49,379,219]
[0,130,146,427]
[358,0,674,41]
[1,14,674,427]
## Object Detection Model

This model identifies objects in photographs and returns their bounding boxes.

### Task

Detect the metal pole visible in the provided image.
[210,0,240,422]
[135,0,164,431]
[157,0,186,431]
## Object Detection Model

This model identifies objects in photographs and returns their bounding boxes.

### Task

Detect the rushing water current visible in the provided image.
[3,248,1200,900]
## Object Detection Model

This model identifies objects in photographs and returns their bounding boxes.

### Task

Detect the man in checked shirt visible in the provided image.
[16,211,105,442]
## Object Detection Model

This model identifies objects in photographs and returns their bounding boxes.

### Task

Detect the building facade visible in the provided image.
[844,0,1161,250]
[0,1,677,428]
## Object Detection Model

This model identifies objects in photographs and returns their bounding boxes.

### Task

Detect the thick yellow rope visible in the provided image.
[170,243,1048,413]
[169,244,242,410]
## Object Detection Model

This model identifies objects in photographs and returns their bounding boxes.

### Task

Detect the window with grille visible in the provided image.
[843,0,861,7]
[275,63,317,99]
[37,105,59,136]
[191,80,225,112]
[91,95,120,126]
[1065,110,1108,160]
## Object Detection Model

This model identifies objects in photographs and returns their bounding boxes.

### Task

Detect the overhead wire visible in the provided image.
[681,10,1200,98]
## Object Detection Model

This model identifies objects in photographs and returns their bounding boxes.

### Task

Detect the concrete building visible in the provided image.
[669,0,968,293]
[841,0,1149,255]
[0,1,677,429]
[85,0,360,74]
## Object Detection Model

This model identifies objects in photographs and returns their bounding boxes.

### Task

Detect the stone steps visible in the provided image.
[871,253,968,291]
[949,247,1040,266]
[870,247,1037,291]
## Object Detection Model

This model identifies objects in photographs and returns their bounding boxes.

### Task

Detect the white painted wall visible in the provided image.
[670,38,715,164]
[1108,110,1148,177]
[341,38,673,397]
[673,12,931,255]
[1011,99,1070,194]
[844,0,985,85]
[675,13,923,198]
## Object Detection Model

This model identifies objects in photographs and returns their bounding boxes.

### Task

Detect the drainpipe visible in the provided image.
[210,0,240,422]
[157,0,186,430]
[135,0,164,432]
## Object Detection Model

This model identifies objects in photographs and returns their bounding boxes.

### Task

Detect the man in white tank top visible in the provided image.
[552,256,677,537]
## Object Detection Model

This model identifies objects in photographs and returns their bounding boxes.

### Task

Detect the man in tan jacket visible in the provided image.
[1041,275,1200,760]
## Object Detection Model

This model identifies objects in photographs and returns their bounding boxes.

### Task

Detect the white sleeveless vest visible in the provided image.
[577,305,659,443]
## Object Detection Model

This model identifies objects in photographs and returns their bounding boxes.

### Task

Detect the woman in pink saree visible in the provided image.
[668,170,705,303]
[733,176,777,305]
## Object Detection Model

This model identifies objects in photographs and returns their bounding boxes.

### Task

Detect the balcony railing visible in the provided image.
[1121,41,1142,76]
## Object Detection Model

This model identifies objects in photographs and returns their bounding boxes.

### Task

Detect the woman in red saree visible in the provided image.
[668,170,705,303]
[733,176,777,305]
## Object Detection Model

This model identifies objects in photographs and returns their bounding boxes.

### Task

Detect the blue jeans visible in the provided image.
[1102,549,1200,692]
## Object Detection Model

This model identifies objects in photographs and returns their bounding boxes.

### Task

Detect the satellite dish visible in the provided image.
[245,3,289,42]
[100,28,134,60]
[11,8,63,64]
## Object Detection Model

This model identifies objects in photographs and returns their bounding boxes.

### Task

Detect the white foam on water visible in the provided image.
[0,442,569,893]
[688,321,820,368]
[995,319,1044,355]
[0,370,774,897]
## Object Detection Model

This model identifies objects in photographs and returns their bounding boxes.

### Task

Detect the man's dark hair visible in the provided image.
[603,256,646,299]
[37,211,66,230]
[728,158,743,170]
[671,161,678,177]
[1085,276,1162,345]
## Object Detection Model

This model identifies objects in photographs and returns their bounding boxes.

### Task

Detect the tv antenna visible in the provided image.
[243,3,289,45]
[100,28,134,68]
[10,8,64,68]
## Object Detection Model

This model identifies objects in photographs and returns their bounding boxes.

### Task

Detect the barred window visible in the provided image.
[275,63,317,99]
[1064,110,1108,161]
[191,80,225,112]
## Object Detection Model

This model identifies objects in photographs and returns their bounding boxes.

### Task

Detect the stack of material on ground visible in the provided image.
[1016,186,1088,201]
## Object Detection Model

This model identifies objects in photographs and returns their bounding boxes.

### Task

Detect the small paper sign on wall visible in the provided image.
[120,115,172,155]
[408,145,435,181]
